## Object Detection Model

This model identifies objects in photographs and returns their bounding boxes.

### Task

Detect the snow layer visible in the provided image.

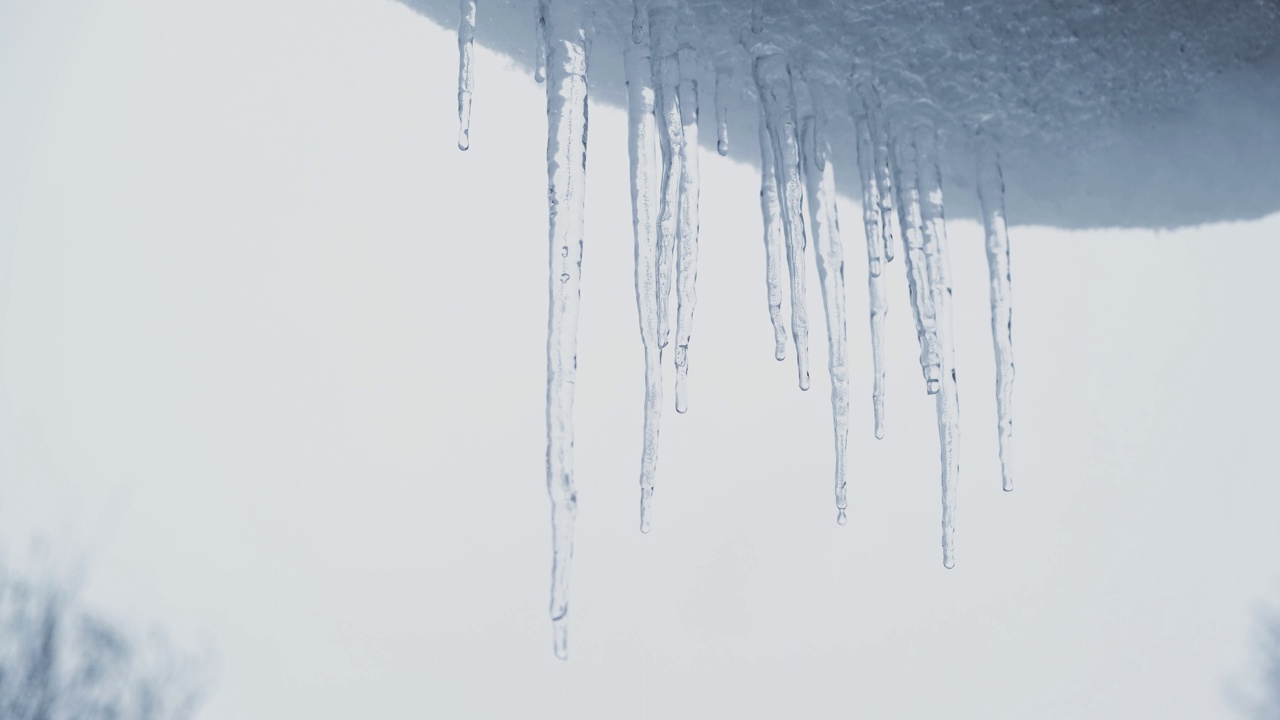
[404,0,1280,228]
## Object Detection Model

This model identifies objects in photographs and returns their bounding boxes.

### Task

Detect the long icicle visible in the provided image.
[649,0,683,352]
[626,40,662,533]
[889,122,940,394]
[457,0,477,150]
[673,39,700,414]
[855,116,888,439]
[714,64,731,156]
[543,0,589,659]
[757,104,788,361]
[977,140,1015,492]
[800,117,850,525]
[753,48,811,390]
[854,79,895,264]
[914,123,959,569]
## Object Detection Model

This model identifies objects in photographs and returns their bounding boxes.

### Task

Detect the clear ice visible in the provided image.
[752,46,810,391]
[456,0,476,150]
[429,8,1031,652]
[673,37,701,414]
[977,141,1015,492]
[757,104,788,361]
[626,40,662,533]
[853,79,895,264]
[914,123,959,569]
[889,123,940,394]
[534,2,546,82]
[542,0,589,659]
[800,117,850,524]
[649,0,683,352]
[855,116,888,439]
[714,64,731,156]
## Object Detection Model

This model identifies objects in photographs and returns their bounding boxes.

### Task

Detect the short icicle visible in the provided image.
[626,40,662,533]
[673,38,701,414]
[714,64,731,156]
[757,105,788,361]
[855,116,888,439]
[542,0,590,659]
[977,140,1015,492]
[889,122,940,394]
[457,0,477,150]
[914,123,960,569]
[752,46,811,390]
[800,117,850,524]
[648,0,684,352]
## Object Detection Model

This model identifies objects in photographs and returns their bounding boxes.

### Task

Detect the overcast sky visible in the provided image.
[3,0,1280,717]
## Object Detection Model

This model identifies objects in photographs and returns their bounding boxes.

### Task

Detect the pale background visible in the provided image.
[2,0,1279,717]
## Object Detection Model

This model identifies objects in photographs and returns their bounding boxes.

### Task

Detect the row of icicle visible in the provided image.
[453,0,1016,659]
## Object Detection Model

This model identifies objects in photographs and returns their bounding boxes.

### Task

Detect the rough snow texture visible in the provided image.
[403,0,1280,229]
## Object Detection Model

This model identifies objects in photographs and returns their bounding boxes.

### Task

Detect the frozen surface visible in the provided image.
[405,0,1280,229]
[5,0,1280,715]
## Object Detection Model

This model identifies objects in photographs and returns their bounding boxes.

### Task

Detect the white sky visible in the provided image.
[3,0,1280,717]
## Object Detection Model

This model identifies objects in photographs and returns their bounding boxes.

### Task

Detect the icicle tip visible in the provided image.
[552,617,569,660]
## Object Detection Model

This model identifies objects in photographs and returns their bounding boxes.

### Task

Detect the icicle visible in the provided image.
[888,122,940,394]
[673,39,700,414]
[977,141,1015,492]
[752,48,811,390]
[626,41,662,532]
[914,123,959,569]
[542,0,589,659]
[631,0,646,44]
[750,0,765,34]
[809,82,828,172]
[534,2,546,82]
[855,117,887,439]
[649,0,683,353]
[714,65,731,156]
[457,0,477,150]
[800,117,849,524]
[757,105,788,361]
[854,79,895,264]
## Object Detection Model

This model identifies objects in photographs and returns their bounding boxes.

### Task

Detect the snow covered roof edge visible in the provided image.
[400,0,1280,229]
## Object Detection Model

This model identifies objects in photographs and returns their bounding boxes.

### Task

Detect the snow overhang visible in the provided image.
[399,0,1280,229]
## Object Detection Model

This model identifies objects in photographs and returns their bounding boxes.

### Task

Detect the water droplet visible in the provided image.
[560,272,571,283]
[836,507,847,525]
